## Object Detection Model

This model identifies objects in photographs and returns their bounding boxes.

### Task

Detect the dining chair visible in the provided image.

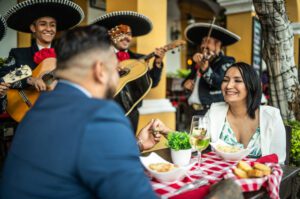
[284,125,292,165]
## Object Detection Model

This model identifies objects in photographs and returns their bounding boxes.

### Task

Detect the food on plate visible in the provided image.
[247,169,264,178]
[233,168,248,178]
[216,144,241,153]
[148,163,176,172]
[254,162,271,176]
[237,161,253,172]
[233,161,272,178]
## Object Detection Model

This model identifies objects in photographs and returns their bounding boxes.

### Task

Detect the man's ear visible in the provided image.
[30,24,36,33]
[93,60,106,84]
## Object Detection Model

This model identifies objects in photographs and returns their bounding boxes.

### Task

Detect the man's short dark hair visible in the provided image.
[225,62,262,119]
[54,25,112,69]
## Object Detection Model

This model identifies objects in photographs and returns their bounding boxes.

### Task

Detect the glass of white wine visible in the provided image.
[189,115,210,175]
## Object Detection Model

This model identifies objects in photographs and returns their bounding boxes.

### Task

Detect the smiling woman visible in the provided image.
[206,62,287,164]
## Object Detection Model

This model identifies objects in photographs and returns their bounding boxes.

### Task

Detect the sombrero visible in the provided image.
[184,23,240,46]
[0,15,7,41]
[92,11,152,37]
[4,0,84,33]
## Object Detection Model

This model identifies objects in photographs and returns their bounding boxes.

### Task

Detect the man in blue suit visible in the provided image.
[1,25,162,199]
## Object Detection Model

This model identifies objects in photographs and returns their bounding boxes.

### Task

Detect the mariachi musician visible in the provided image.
[0,0,84,115]
[182,22,240,118]
[92,11,167,132]
[0,15,8,113]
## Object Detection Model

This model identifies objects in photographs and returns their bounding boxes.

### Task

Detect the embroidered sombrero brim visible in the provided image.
[4,0,84,33]
[0,15,7,42]
[92,11,152,37]
[184,23,240,46]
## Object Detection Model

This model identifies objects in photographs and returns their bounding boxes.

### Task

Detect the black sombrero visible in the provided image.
[184,23,240,46]
[4,0,84,33]
[0,15,7,42]
[92,11,153,37]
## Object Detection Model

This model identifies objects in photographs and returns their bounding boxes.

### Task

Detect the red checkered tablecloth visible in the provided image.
[149,152,282,199]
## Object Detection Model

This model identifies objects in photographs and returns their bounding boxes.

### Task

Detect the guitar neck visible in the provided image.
[140,52,156,62]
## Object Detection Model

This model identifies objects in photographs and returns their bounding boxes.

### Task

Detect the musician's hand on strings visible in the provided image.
[0,83,10,97]
[183,79,194,91]
[193,52,209,72]
[116,64,124,72]
[154,47,167,68]
[28,77,47,92]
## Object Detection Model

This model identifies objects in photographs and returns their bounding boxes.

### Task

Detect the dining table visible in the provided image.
[142,148,300,199]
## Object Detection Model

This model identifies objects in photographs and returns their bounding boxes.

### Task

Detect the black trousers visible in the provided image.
[128,108,139,135]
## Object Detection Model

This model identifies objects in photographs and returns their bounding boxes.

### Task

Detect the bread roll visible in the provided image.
[254,162,271,176]
[237,161,253,172]
[149,163,175,172]
[233,168,248,178]
[247,169,264,178]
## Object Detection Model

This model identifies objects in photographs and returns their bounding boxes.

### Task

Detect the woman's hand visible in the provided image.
[151,118,172,136]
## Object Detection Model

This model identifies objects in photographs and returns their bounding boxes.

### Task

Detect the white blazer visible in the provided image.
[206,102,286,164]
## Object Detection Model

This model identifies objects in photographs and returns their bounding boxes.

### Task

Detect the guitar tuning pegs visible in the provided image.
[15,69,22,76]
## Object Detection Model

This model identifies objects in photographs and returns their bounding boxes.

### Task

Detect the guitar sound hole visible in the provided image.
[119,68,130,77]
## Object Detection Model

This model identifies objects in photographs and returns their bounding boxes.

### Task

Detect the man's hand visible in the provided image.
[0,82,10,97]
[154,47,167,67]
[137,119,162,151]
[183,79,194,91]
[27,77,47,92]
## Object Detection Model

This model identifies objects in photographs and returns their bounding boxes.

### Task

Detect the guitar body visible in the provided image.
[6,58,57,122]
[114,59,152,115]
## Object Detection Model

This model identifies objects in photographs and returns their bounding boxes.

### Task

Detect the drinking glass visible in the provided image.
[189,115,210,175]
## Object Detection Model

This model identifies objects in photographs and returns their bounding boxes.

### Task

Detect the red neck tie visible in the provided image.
[116,51,130,62]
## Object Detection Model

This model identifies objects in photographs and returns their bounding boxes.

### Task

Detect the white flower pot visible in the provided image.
[171,148,192,166]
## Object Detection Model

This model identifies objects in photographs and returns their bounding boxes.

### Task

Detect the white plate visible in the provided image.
[140,152,195,183]
[210,140,251,161]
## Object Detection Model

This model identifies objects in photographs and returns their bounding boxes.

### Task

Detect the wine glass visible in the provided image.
[189,115,210,175]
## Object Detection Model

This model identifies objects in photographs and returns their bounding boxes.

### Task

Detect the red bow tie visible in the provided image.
[33,48,56,65]
[116,51,130,62]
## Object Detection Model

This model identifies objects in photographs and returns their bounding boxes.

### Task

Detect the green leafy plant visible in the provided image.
[0,57,7,67]
[167,131,191,151]
[285,120,300,166]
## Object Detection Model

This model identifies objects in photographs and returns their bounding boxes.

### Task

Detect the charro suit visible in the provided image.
[123,50,163,133]
[1,82,157,199]
[0,41,40,112]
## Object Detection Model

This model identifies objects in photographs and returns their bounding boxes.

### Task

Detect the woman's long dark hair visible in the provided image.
[225,62,262,119]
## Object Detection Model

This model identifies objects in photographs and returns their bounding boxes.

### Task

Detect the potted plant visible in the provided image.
[285,120,300,166]
[167,131,192,166]
[285,120,300,197]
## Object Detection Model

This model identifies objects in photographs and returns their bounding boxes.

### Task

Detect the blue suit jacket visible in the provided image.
[1,82,157,199]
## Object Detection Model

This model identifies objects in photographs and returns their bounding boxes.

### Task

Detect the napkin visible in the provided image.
[255,154,279,164]
[170,185,210,199]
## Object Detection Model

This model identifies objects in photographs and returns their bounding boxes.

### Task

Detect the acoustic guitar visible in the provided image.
[0,65,32,84]
[6,58,56,122]
[114,40,186,115]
